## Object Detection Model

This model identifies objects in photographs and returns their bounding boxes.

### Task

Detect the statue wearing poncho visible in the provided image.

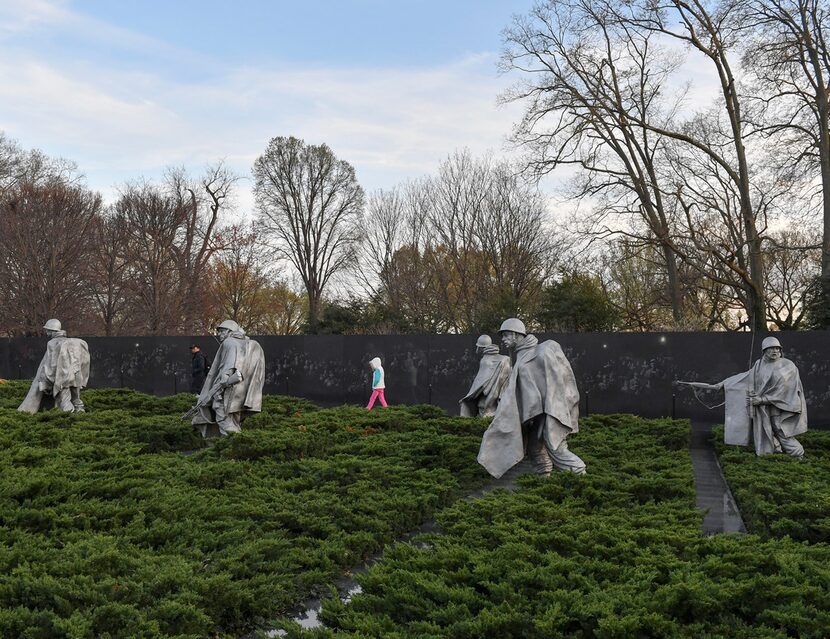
[478,319,586,478]
[191,320,265,438]
[459,335,511,418]
[678,336,806,458]
[18,319,90,414]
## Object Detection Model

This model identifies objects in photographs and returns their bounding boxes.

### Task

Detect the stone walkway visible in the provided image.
[690,420,746,535]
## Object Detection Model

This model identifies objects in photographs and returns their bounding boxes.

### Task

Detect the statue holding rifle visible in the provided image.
[183,320,265,438]
[677,337,806,458]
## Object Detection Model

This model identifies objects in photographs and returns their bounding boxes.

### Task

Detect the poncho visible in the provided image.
[459,345,511,417]
[477,335,580,478]
[18,334,91,413]
[722,356,807,455]
[191,332,265,425]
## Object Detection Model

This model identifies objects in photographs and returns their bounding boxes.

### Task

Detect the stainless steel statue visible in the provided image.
[18,319,90,414]
[478,318,587,478]
[184,320,265,437]
[459,334,511,417]
[677,336,806,458]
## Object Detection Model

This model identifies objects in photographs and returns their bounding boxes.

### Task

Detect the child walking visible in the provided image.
[366,357,388,410]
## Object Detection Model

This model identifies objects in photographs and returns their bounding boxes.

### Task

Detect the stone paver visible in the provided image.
[690,420,746,535]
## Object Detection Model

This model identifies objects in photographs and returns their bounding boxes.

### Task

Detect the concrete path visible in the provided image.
[690,420,746,535]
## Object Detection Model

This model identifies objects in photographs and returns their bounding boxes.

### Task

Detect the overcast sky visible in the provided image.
[0,0,537,212]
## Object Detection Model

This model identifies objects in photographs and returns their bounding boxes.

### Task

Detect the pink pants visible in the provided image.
[366,389,388,409]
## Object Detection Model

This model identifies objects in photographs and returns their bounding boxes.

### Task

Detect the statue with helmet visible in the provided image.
[677,336,807,458]
[459,334,511,417]
[183,319,265,437]
[18,319,90,414]
[477,318,587,478]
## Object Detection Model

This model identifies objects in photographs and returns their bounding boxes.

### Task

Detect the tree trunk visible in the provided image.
[818,80,830,326]
[307,292,321,333]
[662,243,683,324]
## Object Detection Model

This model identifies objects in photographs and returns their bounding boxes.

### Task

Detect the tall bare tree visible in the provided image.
[612,0,767,330]
[504,0,777,330]
[88,209,132,336]
[741,0,830,325]
[253,136,364,332]
[168,162,238,331]
[0,180,100,335]
[501,0,687,323]
[117,182,188,334]
[358,152,556,332]
[360,183,447,332]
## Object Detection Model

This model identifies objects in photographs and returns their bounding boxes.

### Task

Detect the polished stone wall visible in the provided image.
[3,332,829,425]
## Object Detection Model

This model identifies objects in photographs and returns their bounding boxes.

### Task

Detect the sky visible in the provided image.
[0,0,537,213]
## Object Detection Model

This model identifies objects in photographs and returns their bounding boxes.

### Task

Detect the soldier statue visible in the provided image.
[184,320,265,438]
[478,318,586,478]
[678,336,806,458]
[18,319,90,414]
[459,334,511,417]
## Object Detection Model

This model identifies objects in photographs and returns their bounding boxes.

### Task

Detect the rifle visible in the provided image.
[181,375,229,420]
[674,380,720,391]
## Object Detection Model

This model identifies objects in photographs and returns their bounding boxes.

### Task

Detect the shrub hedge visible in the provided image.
[714,426,830,544]
[284,415,830,639]
[0,382,491,638]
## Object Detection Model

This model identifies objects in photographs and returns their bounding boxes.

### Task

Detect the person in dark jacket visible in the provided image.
[191,344,210,393]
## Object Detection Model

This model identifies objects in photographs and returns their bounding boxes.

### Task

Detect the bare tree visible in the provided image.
[501,0,687,323]
[117,182,190,334]
[358,152,557,333]
[504,0,779,330]
[168,162,239,331]
[0,180,100,335]
[609,0,767,330]
[115,162,235,335]
[0,132,78,196]
[763,228,821,329]
[741,0,830,325]
[88,210,132,335]
[253,136,364,332]
[359,183,447,332]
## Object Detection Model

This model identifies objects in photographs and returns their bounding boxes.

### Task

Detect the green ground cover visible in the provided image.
[286,415,830,639]
[713,426,830,544]
[0,382,492,638]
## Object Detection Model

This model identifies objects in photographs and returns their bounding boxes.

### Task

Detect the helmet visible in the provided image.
[498,318,527,335]
[216,319,241,332]
[475,334,492,348]
[761,336,782,351]
[43,319,62,331]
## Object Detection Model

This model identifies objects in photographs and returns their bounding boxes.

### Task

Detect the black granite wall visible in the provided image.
[3,332,829,425]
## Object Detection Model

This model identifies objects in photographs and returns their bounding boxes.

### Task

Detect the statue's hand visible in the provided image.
[750,395,764,407]
[223,370,243,387]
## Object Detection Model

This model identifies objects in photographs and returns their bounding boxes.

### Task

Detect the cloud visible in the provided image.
[0,37,522,211]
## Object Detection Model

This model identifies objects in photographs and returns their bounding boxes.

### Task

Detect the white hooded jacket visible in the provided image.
[369,357,385,389]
